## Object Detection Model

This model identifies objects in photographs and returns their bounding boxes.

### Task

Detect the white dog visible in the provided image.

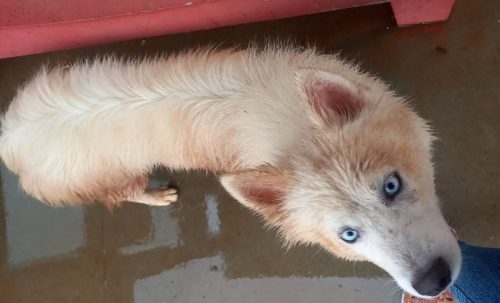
[0,46,461,298]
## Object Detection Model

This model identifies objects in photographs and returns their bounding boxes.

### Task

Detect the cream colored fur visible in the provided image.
[0,46,461,298]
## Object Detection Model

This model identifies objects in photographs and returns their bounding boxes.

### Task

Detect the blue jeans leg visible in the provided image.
[450,241,500,303]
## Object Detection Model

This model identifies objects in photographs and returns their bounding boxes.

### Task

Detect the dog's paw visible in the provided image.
[147,186,178,206]
[128,185,179,206]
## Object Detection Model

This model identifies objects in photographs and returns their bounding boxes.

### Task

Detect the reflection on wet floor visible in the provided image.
[134,255,396,303]
[119,207,180,256]
[0,163,396,303]
[205,195,221,237]
[0,1,499,302]
[2,164,85,267]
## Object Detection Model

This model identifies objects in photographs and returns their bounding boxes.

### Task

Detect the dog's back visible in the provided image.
[0,47,344,205]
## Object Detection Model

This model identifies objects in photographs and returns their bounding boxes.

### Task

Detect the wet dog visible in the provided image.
[0,46,461,298]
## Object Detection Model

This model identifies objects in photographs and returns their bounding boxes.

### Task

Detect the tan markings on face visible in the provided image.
[310,101,433,206]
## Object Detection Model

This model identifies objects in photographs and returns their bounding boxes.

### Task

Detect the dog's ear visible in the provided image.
[220,167,289,222]
[295,68,363,126]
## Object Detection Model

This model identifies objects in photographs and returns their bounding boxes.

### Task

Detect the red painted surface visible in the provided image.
[2,0,214,26]
[0,0,454,59]
[390,0,455,26]
[0,0,386,58]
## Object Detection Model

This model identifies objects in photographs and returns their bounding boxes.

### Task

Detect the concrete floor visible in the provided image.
[0,1,498,302]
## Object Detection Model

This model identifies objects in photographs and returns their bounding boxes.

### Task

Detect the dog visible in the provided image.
[0,46,461,298]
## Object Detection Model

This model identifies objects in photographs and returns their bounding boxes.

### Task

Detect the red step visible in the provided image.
[0,0,455,59]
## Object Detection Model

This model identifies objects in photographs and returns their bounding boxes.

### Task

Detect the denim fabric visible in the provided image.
[450,241,500,303]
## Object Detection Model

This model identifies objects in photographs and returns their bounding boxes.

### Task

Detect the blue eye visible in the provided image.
[340,228,359,243]
[383,172,402,199]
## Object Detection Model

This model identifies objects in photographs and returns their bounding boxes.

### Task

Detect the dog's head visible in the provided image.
[221,68,461,298]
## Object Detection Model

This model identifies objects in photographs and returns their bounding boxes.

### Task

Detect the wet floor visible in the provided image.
[0,1,499,302]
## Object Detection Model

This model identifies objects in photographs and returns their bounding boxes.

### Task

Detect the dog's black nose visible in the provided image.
[412,257,452,297]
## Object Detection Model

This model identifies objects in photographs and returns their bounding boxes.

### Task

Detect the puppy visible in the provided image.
[0,46,461,298]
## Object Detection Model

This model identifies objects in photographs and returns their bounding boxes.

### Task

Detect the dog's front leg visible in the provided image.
[126,185,178,206]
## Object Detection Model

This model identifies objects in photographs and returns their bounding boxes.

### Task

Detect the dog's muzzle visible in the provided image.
[412,257,452,297]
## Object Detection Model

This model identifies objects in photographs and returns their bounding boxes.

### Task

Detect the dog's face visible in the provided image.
[221,68,461,298]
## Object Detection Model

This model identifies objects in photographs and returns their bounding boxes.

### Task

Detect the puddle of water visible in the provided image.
[119,207,181,256]
[0,169,399,303]
[1,163,85,267]
[134,255,400,303]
